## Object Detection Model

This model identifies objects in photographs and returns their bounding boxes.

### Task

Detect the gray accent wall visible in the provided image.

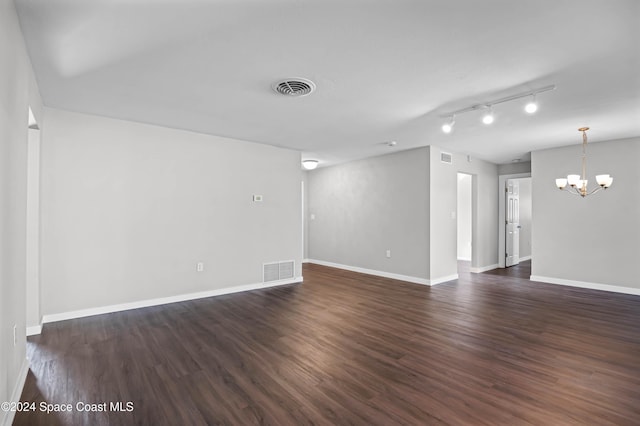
[307,145,499,283]
[307,148,431,280]
[40,108,303,316]
[0,1,43,422]
[531,137,640,289]
[516,178,532,258]
[498,161,531,175]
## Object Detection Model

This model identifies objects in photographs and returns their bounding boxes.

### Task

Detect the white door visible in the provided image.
[505,180,520,267]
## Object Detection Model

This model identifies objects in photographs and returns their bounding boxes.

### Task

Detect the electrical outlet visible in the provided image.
[386,249,391,258]
[13,324,17,346]
[253,195,263,202]
[196,262,204,272]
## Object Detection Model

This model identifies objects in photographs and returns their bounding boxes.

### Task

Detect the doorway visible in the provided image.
[457,173,472,273]
[498,173,531,268]
[515,177,532,262]
[504,177,532,268]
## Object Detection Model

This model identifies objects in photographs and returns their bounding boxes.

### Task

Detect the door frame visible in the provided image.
[26,107,42,335]
[498,172,530,268]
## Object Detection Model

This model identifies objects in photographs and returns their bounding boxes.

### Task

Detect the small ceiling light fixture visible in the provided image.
[302,160,319,170]
[441,116,455,134]
[482,106,494,125]
[524,94,538,114]
[387,140,397,147]
[439,84,555,131]
[555,127,613,197]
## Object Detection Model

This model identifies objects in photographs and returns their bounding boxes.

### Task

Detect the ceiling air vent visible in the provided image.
[440,152,453,164]
[272,78,316,97]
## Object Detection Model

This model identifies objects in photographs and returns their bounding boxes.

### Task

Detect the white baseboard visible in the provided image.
[306,259,436,285]
[1,358,29,426]
[430,274,459,285]
[457,257,471,261]
[41,277,303,325]
[519,255,532,261]
[530,275,640,296]
[470,264,499,273]
[302,258,310,263]
[26,324,42,336]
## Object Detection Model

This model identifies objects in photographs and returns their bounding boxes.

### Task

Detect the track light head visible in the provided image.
[482,107,494,125]
[525,102,538,114]
[525,95,538,114]
[441,116,455,134]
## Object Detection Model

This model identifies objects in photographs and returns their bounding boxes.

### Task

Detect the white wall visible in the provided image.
[531,137,640,291]
[0,1,43,424]
[40,108,303,317]
[307,148,430,281]
[457,173,472,261]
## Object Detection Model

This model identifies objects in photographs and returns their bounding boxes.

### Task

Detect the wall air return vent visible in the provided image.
[272,78,316,97]
[440,152,453,164]
[279,261,294,280]
[263,263,280,282]
[263,260,295,282]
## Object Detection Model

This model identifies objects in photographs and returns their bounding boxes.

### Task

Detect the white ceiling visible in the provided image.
[15,0,640,166]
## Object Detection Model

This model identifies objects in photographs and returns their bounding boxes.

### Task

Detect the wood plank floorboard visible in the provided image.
[15,261,640,425]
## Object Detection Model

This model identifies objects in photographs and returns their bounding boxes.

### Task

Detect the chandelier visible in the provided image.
[555,127,613,197]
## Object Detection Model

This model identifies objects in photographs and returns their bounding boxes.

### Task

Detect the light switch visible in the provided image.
[253,195,263,202]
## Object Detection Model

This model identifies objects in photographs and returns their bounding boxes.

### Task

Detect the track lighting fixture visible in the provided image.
[439,85,555,133]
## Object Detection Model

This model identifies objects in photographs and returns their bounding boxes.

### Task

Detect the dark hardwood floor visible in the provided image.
[16,262,640,425]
